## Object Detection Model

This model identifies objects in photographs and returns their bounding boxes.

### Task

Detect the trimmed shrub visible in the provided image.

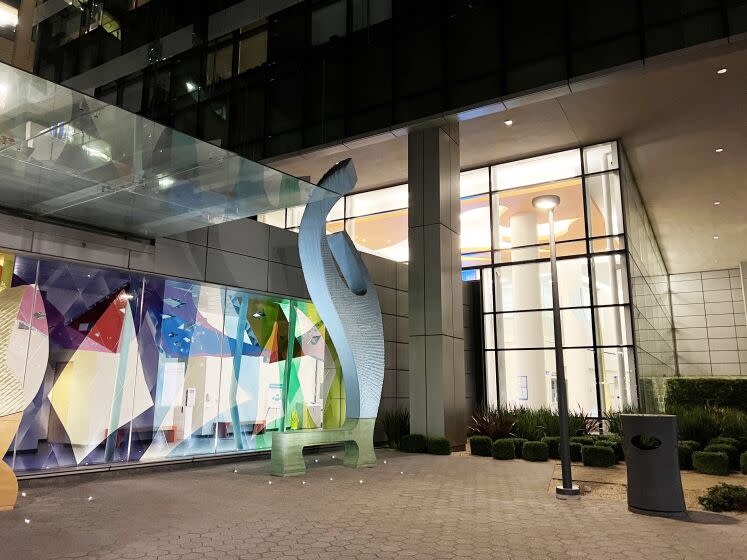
[597,433,622,443]
[522,441,549,462]
[704,444,739,470]
[692,451,729,476]
[741,451,747,475]
[541,436,561,459]
[698,483,747,512]
[400,434,427,453]
[492,438,516,460]
[427,437,452,455]
[569,442,583,462]
[679,440,701,451]
[709,436,742,452]
[468,435,493,457]
[666,378,747,411]
[505,437,528,457]
[571,436,595,446]
[594,440,624,462]
[582,445,615,468]
[678,444,695,470]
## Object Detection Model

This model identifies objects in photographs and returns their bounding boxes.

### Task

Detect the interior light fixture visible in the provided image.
[158,177,174,189]
[531,195,560,210]
[716,68,727,74]
[504,119,513,127]
[185,81,197,93]
[714,201,721,205]
[713,235,719,240]
[715,148,724,153]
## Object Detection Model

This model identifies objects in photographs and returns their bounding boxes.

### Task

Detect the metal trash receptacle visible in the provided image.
[621,414,686,517]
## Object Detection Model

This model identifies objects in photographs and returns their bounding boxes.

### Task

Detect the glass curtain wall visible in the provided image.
[1,251,343,475]
[475,143,635,417]
[620,150,676,412]
[258,140,649,417]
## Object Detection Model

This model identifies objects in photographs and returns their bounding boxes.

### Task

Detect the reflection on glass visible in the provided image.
[461,252,491,268]
[495,240,586,264]
[492,178,585,249]
[583,141,619,174]
[345,209,408,262]
[592,255,629,305]
[491,149,581,191]
[497,349,598,414]
[460,193,491,254]
[460,167,490,197]
[485,351,498,408]
[595,305,632,346]
[346,184,407,218]
[257,209,286,229]
[586,172,623,237]
[597,347,636,412]
[495,311,554,349]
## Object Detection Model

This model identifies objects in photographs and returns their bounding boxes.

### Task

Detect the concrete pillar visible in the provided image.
[408,122,465,445]
[509,212,547,407]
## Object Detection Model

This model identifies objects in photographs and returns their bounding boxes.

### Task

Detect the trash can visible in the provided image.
[621,414,686,517]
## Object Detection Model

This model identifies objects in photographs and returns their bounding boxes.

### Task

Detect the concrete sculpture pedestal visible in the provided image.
[271,419,376,476]
[270,159,384,477]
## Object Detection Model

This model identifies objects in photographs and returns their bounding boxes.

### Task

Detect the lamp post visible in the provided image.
[532,194,580,500]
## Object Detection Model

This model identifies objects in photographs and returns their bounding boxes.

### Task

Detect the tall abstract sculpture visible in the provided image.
[271,159,385,476]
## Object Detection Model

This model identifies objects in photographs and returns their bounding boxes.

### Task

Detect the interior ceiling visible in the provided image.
[270,45,747,274]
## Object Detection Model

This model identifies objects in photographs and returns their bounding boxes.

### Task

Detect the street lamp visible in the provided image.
[532,194,580,500]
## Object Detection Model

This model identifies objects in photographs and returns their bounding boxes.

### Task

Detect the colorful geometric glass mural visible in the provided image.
[0,250,343,475]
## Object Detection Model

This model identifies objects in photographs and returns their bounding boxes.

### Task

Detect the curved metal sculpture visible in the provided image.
[0,285,49,510]
[271,159,385,476]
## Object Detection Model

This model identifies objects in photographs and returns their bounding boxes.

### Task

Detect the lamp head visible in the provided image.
[532,195,560,210]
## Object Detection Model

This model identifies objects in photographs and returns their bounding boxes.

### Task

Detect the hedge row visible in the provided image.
[665,378,747,411]
[400,434,452,455]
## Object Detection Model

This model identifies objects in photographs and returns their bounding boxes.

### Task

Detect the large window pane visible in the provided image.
[597,347,636,413]
[556,258,591,308]
[495,240,586,264]
[131,279,225,462]
[481,268,494,313]
[496,311,554,349]
[460,167,489,197]
[206,43,233,86]
[345,209,408,262]
[497,348,597,414]
[592,254,629,305]
[312,0,347,45]
[491,149,581,191]
[494,262,551,311]
[491,178,586,248]
[586,171,623,237]
[257,210,286,229]
[14,260,144,472]
[484,315,496,349]
[460,193,491,254]
[346,184,407,218]
[595,305,633,346]
[238,30,268,74]
[583,141,619,174]
[485,351,498,408]
[560,308,593,347]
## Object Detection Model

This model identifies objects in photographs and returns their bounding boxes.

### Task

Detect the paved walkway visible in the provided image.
[0,450,743,560]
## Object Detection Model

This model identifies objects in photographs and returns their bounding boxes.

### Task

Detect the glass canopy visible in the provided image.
[0,62,336,238]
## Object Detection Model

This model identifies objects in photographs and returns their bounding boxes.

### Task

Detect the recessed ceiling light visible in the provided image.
[716,68,727,74]
[715,148,724,153]
[504,119,513,127]
[713,235,719,240]
[713,201,721,205]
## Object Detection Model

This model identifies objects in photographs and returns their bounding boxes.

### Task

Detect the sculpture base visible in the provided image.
[271,418,376,476]
[0,413,22,512]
